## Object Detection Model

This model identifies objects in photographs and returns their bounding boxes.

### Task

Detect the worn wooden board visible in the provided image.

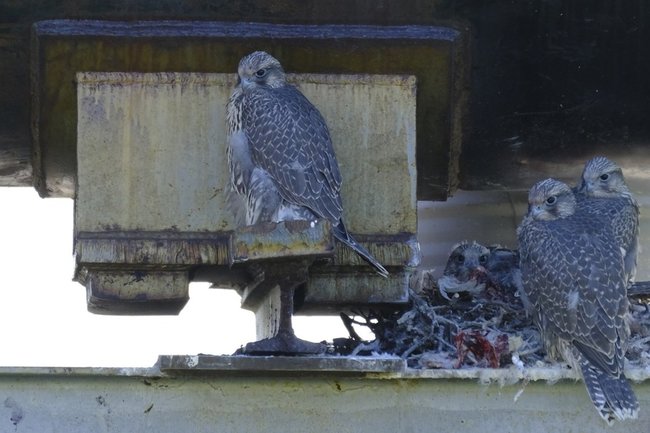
[32,20,464,200]
[75,71,417,236]
[74,71,418,314]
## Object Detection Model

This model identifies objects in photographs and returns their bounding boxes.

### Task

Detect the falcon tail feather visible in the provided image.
[333,221,389,278]
[579,358,639,424]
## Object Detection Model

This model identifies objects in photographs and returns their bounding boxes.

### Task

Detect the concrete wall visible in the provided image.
[0,365,648,433]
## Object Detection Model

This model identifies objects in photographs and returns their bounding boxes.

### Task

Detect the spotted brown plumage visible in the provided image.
[576,156,640,285]
[517,178,638,424]
[226,51,388,277]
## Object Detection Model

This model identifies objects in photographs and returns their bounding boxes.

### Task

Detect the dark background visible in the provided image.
[1,0,649,194]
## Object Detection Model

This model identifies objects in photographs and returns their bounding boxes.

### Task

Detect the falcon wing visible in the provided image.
[570,220,628,377]
[577,195,639,283]
[520,216,627,376]
[242,84,343,223]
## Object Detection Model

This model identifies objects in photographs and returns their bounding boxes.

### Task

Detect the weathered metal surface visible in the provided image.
[82,270,190,315]
[32,19,461,200]
[75,222,333,315]
[229,221,335,346]
[250,284,283,340]
[157,355,405,373]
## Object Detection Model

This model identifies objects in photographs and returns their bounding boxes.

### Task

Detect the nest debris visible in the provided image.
[333,270,650,371]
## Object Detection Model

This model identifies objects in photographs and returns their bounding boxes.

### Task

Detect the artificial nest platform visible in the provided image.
[333,270,650,375]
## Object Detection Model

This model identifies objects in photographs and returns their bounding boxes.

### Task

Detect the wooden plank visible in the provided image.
[73,71,417,314]
[32,20,464,199]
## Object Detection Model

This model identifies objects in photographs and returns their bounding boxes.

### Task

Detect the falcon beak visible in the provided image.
[529,205,543,219]
[240,76,254,89]
[579,180,593,194]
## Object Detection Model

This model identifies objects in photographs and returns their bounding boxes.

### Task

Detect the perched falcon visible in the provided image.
[576,156,639,285]
[517,178,638,424]
[226,51,388,277]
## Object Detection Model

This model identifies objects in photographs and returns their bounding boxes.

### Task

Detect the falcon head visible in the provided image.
[527,178,576,221]
[437,241,489,299]
[578,156,630,198]
[444,241,490,279]
[237,51,286,90]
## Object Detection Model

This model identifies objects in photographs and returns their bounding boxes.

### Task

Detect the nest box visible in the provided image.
[31,20,466,322]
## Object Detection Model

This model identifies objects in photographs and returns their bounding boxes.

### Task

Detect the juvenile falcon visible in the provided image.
[226,51,388,277]
[438,241,526,307]
[576,156,639,285]
[517,178,638,424]
[437,241,490,300]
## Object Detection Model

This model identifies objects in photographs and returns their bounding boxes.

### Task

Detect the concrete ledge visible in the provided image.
[0,359,649,432]
[154,355,650,384]
[158,355,405,374]
[2,357,649,383]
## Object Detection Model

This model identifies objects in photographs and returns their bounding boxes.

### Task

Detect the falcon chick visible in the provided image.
[484,246,528,308]
[438,242,527,307]
[517,178,638,424]
[576,156,639,285]
[437,241,490,300]
[226,51,388,277]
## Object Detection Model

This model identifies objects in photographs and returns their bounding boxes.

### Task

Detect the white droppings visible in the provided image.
[513,387,526,402]
[512,353,525,372]
[186,355,199,368]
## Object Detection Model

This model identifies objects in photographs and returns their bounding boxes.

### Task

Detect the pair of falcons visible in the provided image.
[440,158,640,424]
[227,51,639,424]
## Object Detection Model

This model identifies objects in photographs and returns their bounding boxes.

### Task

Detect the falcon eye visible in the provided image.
[456,254,465,264]
[254,68,267,78]
[479,255,488,265]
[599,173,610,181]
[545,196,556,205]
